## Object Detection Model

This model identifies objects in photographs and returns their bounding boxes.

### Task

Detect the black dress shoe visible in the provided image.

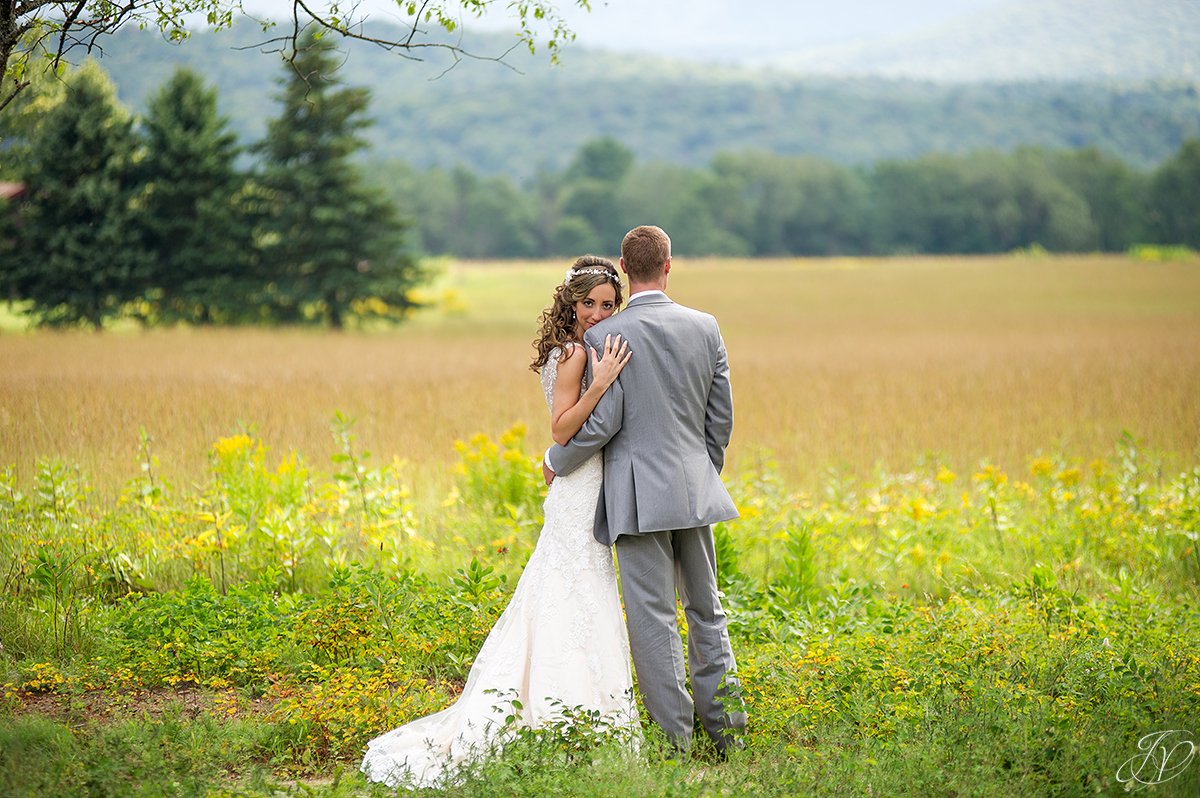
[714,736,745,761]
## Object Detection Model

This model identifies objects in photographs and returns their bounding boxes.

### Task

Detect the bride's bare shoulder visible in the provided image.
[556,342,587,377]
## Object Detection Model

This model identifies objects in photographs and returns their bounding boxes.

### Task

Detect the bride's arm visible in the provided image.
[550,336,631,446]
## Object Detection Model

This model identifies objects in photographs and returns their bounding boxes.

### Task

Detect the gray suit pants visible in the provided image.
[614,526,747,751]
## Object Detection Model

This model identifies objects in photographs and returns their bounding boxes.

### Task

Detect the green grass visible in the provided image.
[3,255,1200,795]
[2,423,1199,796]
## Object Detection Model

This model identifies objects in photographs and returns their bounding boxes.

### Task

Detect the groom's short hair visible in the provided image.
[622,225,671,282]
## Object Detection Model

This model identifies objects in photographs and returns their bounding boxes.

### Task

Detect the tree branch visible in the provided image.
[0,77,29,113]
[3,0,587,114]
[15,0,58,16]
[55,1,90,69]
[404,0,433,49]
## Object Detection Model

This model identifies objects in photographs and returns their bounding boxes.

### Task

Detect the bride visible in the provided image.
[361,255,638,788]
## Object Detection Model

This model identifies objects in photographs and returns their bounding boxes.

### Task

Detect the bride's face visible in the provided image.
[574,283,618,338]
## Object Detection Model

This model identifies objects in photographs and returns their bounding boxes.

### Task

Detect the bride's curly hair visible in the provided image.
[530,255,623,372]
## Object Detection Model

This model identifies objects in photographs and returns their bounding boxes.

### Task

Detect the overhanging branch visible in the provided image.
[1,0,587,111]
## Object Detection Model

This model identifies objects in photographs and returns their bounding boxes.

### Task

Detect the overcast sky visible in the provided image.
[236,0,1011,62]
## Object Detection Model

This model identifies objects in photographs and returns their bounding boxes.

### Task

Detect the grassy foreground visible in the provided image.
[2,423,1199,796]
[2,254,1200,796]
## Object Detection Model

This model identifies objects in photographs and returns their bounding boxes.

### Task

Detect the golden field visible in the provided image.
[1,253,1198,495]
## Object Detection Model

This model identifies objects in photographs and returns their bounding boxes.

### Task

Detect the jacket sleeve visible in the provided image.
[704,325,733,474]
[548,378,624,476]
[546,329,625,477]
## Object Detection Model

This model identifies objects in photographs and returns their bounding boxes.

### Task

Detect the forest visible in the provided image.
[376,138,1200,259]
[90,21,1200,176]
[2,48,1198,328]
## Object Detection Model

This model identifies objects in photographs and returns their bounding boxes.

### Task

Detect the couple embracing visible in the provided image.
[362,225,746,787]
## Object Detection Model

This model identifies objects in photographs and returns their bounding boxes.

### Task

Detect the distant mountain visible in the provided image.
[774,0,1200,82]
[234,0,1010,67]
[87,19,1200,178]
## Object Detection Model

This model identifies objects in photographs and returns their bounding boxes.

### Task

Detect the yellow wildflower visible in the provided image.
[1029,456,1054,478]
[212,434,254,458]
[1056,467,1081,486]
[973,464,1008,486]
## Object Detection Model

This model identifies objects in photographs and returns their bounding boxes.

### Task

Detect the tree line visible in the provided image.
[380,137,1200,260]
[2,49,1198,329]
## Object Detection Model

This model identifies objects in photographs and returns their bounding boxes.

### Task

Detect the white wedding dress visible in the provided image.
[361,347,638,788]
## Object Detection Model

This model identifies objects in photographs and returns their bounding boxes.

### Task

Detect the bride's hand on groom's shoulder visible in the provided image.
[590,334,632,390]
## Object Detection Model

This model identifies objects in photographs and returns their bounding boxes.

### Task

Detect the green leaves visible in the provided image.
[7,62,149,328]
[451,557,507,613]
[255,31,421,329]
[2,425,1199,791]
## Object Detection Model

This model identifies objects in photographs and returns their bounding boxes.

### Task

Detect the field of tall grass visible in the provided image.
[2,253,1200,797]
[2,254,1198,495]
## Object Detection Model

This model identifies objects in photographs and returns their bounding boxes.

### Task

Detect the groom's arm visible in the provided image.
[704,327,733,474]
[546,377,624,477]
[545,330,625,477]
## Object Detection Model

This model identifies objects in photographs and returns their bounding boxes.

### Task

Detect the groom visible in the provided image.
[543,224,746,756]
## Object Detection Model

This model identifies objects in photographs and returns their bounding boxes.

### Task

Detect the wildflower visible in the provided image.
[1013,481,1038,501]
[736,501,763,520]
[1056,467,1081,486]
[973,464,1008,486]
[213,434,255,459]
[501,448,528,465]
[1029,456,1054,478]
[908,497,936,521]
[499,424,527,450]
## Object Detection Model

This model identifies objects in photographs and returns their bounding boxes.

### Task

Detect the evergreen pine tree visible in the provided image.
[256,32,421,328]
[8,61,149,328]
[140,67,255,323]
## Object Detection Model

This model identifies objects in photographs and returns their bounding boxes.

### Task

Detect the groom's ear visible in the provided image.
[664,257,671,275]
[619,257,629,275]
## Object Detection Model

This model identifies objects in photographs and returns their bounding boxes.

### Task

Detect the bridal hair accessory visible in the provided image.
[564,268,619,285]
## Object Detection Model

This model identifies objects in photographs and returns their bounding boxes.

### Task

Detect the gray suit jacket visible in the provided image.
[547,292,738,545]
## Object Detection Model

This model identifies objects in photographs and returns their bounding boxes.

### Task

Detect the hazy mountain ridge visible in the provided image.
[775,0,1200,81]
[88,17,1200,178]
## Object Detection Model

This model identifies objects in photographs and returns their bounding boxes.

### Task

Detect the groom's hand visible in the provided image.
[542,461,556,486]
